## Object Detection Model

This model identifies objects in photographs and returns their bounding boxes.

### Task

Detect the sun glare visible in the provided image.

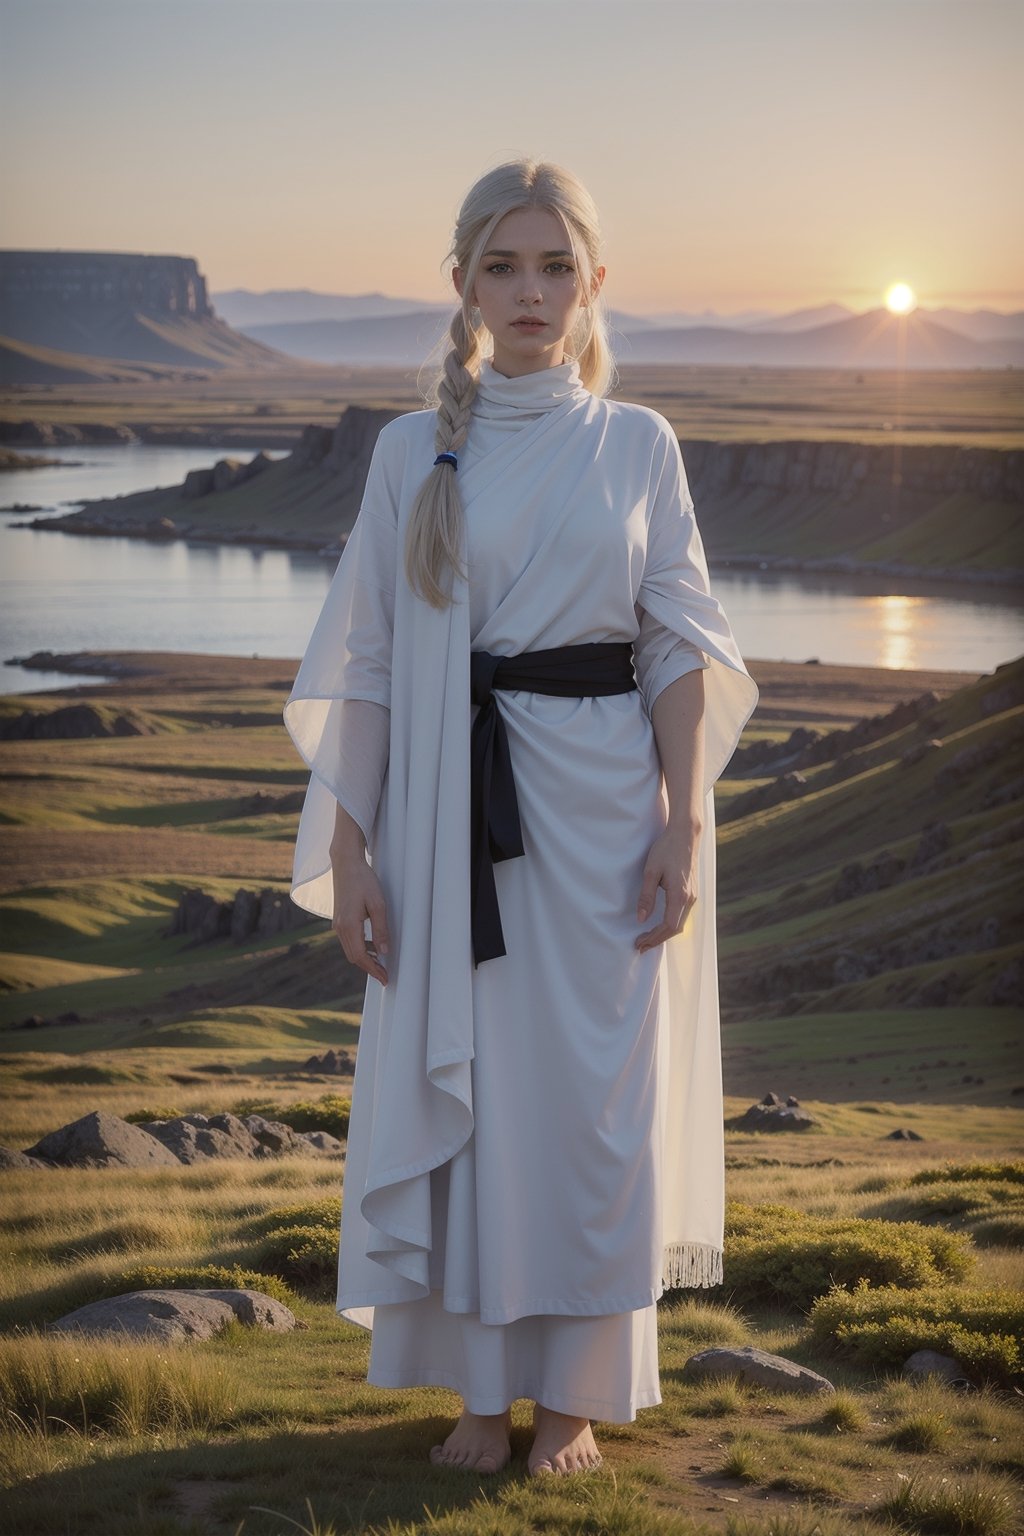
[885,282,916,315]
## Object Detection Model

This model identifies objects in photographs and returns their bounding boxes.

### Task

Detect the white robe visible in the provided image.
[283,358,758,1350]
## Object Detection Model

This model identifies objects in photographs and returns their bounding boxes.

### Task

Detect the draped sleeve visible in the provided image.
[636,420,758,788]
[282,421,402,918]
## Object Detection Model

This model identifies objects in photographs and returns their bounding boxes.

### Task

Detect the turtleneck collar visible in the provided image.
[473,354,590,417]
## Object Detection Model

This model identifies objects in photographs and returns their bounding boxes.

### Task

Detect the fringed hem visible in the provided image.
[662,1241,723,1289]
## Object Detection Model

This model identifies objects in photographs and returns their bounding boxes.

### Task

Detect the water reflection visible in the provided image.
[2,445,1021,693]
[874,593,921,670]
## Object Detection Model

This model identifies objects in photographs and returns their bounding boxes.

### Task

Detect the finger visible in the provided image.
[334,918,388,985]
[635,896,696,950]
[637,866,662,922]
[367,896,390,957]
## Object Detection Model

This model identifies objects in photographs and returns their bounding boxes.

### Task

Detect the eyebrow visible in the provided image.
[482,249,573,259]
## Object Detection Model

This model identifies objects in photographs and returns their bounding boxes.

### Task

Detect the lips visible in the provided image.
[513,320,547,329]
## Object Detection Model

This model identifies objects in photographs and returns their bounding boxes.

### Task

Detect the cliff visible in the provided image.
[13,406,1023,580]
[0,251,295,375]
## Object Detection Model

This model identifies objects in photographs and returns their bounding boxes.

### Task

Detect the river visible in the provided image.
[2,444,1020,694]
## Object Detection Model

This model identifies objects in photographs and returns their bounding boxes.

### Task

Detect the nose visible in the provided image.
[517,277,543,304]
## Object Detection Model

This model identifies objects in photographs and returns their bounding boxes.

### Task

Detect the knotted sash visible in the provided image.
[469,640,638,967]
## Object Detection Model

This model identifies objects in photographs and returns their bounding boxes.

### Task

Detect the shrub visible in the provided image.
[908,1161,1024,1187]
[242,1196,341,1240]
[807,1278,1023,1388]
[96,1262,295,1307]
[123,1105,184,1124]
[230,1092,351,1139]
[870,1166,1024,1248]
[721,1199,974,1312]
[254,1224,338,1293]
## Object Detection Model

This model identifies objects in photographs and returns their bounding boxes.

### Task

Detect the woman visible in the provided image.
[283,158,758,1477]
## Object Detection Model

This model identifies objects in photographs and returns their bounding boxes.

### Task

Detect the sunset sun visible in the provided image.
[885,281,917,314]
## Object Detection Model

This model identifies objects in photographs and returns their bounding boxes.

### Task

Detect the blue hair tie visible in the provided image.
[434,451,458,470]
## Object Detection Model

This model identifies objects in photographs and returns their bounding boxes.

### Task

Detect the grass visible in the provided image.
[0,1128,1021,1532]
[2,654,1023,1532]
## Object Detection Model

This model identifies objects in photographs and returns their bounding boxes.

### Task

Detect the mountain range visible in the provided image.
[213,289,1024,371]
[1,249,1021,379]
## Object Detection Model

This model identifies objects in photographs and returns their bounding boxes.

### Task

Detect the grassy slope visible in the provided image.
[717,659,1024,1026]
[1,650,1021,1107]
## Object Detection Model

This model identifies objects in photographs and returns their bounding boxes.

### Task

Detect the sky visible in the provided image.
[1,0,1021,317]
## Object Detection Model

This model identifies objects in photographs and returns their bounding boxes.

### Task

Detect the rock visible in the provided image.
[734,1100,816,1132]
[139,1112,260,1163]
[886,1127,925,1140]
[0,703,143,741]
[300,1130,346,1155]
[182,467,215,499]
[834,951,869,984]
[230,887,260,942]
[902,1348,971,1391]
[901,738,943,767]
[0,1144,47,1169]
[50,1288,296,1343]
[302,1048,356,1074]
[833,849,905,902]
[681,1345,835,1395]
[241,1114,308,1156]
[166,884,315,945]
[24,1111,181,1169]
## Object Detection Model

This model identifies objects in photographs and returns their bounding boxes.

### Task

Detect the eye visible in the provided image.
[486,263,511,274]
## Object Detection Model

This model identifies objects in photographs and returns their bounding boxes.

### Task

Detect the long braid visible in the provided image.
[404,307,482,608]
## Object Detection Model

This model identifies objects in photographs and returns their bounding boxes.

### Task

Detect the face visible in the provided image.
[453,204,605,378]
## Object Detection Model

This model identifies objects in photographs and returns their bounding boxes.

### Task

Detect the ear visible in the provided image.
[584,264,606,306]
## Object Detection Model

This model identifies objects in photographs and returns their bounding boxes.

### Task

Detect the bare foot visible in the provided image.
[429,1406,512,1473]
[528,1402,603,1475]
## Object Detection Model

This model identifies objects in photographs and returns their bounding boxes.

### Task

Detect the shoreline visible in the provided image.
[1,648,992,720]
[11,509,1023,591]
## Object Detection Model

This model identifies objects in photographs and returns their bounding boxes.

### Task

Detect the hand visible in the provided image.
[330,852,390,985]
[634,822,700,952]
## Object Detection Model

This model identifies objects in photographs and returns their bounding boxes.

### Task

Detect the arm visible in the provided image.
[635,666,707,951]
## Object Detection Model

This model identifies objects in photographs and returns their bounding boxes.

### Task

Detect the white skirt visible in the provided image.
[365,1287,662,1423]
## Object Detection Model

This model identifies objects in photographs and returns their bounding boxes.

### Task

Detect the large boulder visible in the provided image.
[50,1288,296,1343]
[24,1111,181,1169]
[732,1093,816,1132]
[682,1345,835,1395]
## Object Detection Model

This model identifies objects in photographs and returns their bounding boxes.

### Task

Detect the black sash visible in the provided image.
[470,641,637,967]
